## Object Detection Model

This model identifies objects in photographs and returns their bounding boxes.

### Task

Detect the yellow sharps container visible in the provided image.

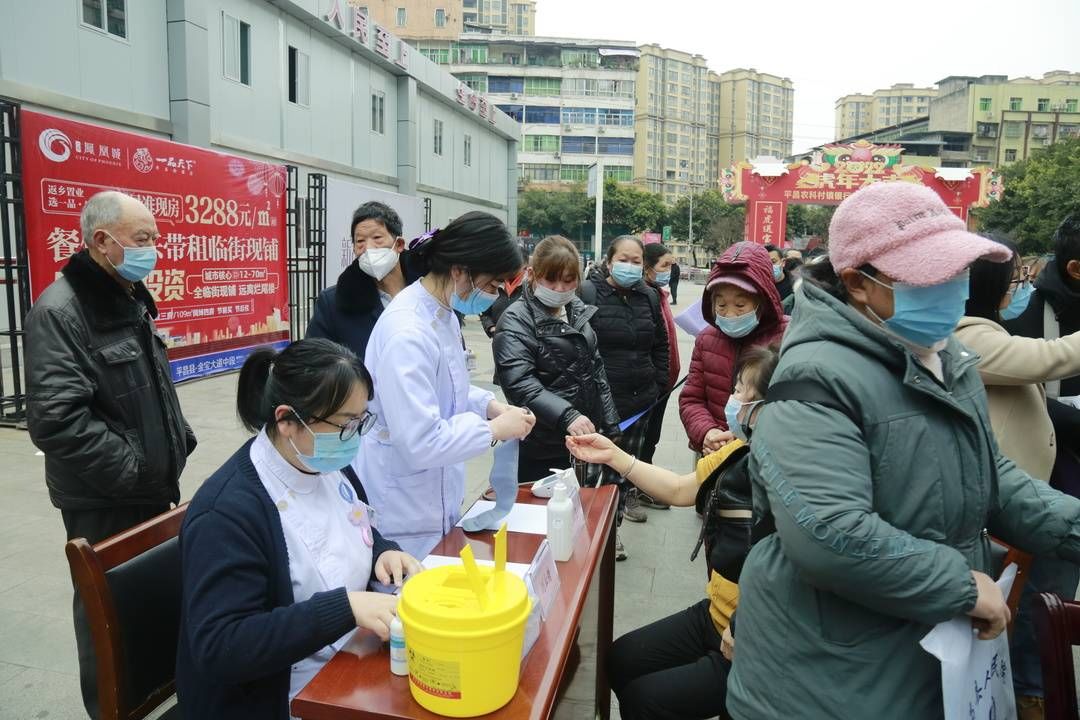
[397,527,532,717]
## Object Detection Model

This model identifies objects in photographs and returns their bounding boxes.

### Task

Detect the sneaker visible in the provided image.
[615,534,628,561]
[637,492,670,510]
[623,490,647,523]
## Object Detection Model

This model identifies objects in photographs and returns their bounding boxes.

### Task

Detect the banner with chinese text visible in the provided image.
[20,110,290,382]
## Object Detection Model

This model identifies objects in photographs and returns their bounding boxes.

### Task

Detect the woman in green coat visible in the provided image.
[726,182,1080,720]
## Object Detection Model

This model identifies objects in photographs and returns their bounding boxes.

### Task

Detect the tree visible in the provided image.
[517,187,591,240]
[669,190,733,242]
[974,137,1080,255]
[786,204,836,241]
[602,180,668,239]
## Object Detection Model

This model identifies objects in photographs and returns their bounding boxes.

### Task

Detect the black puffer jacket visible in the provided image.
[579,266,669,417]
[26,250,196,510]
[493,288,621,456]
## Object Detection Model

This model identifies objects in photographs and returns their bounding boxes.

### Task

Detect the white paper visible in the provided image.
[420,554,532,579]
[674,299,709,337]
[919,564,1018,720]
[458,501,549,535]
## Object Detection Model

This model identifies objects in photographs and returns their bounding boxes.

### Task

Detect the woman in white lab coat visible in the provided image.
[357,211,536,557]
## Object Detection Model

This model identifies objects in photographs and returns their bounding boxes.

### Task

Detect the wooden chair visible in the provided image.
[989,536,1033,635]
[1036,592,1080,720]
[65,504,188,720]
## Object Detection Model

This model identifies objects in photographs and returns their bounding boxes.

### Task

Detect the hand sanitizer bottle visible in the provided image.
[547,482,574,562]
[389,615,408,676]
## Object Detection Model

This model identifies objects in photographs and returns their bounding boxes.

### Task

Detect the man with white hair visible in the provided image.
[25,190,196,719]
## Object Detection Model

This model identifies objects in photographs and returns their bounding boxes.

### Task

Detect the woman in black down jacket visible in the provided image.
[493,236,620,485]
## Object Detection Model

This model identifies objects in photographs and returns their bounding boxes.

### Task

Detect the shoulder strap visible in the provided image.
[764,380,859,427]
[340,464,369,505]
[1044,302,1061,399]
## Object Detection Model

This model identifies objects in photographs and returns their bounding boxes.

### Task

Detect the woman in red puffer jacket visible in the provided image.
[679,242,788,453]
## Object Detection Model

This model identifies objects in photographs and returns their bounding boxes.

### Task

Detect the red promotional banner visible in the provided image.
[20,110,290,382]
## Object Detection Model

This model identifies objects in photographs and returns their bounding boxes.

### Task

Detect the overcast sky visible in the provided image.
[535,0,1080,151]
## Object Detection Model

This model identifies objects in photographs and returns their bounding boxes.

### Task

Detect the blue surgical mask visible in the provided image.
[714,309,760,339]
[653,270,672,287]
[104,231,157,282]
[288,412,361,474]
[611,261,643,287]
[861,271,970,348]
[1001,282,1033,321]
[451,275,499,315]
[725,396,763,442]
[773,265,783,281]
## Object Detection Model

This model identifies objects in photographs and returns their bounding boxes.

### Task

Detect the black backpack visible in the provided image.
[690,380,860,581]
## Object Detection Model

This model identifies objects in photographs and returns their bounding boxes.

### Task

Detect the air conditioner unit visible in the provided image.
[563,124,573,131]
[510,93,518,100]
[597,126,606,134]
[553,151,561,158]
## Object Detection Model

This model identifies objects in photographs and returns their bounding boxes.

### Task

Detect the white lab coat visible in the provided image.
[356,281,494,558]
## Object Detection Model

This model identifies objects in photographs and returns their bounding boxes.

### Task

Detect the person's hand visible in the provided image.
[486,399,509,419]
[347,591,399,641]
[374,551,423,588]
[702,428,735,453]
[967,570,1010,640]
[567,415,596,436]
[721,626,735,662]
[489,406,536,441]
[566,434,618,466]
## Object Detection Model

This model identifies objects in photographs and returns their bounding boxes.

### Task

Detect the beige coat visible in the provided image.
[956,316,1080,481]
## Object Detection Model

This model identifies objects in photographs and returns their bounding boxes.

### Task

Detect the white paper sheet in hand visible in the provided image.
[919,563,1018,720]
[674,299,708,337]
[457,501,549,535]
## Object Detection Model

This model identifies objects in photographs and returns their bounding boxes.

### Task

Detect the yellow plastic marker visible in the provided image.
[458,544,488,610]
[494,523,508,575]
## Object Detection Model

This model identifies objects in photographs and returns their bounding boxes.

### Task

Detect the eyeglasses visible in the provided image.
[306,410,377,440]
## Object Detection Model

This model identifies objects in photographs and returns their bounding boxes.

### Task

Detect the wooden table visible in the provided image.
[291,485,618,720]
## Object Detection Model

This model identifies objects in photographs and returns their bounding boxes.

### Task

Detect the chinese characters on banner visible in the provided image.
[752,203,786,247]
[20,110,290,383]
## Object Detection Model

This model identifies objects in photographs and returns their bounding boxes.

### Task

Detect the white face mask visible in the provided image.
[533,283,576,308]
[356,247,399,281]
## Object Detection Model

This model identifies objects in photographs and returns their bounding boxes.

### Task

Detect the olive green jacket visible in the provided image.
[727,282,1080,720]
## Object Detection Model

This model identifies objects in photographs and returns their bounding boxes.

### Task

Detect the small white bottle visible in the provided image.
[547,482,574,562]
[389,615,408,676]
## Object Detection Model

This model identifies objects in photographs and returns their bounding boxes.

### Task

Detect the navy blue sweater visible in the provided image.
[176,439,399,720]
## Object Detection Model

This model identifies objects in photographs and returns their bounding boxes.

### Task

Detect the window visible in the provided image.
[978,97,992,112]
[560,165,589,182]
[464,134,472,166]
[1067,99,1079,113]
[496,104,524,122]
[1004,121,1023,138]
[396,7,406,26]
[287,47,310,106]
[1005,149,1017,162]
[524,135,559,152]
[597,137,633,155]
[433,119,443,156]
[456,45,487,64]
[521,164,560,182]
[597,108,633,126]
[561,136,596,154]
[371,92,385,134]
[223,13,252,85]
[82,0,126,38]
[421,48,450,64]
[561,107,596,125]
[458,74,487,93]
[434,8,446,27]
[1009,97,1022,111]
[524,77,561,97]
[1037,98,1050,112]
[523,106,560,124]
[488,76,524,94]
[604,166,632,182]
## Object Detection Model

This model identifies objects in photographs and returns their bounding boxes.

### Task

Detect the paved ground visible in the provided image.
[0,281,709,719]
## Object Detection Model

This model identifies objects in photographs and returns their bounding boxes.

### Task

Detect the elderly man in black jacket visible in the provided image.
[26,190,196,720]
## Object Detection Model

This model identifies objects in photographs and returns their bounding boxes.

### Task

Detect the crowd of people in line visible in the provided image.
[22,183,1080,720]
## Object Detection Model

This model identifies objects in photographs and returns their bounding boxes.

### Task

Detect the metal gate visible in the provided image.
[0,100,29,428]
[285,168,326,341]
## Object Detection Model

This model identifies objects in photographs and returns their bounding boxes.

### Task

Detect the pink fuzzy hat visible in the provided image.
[829,183,1012,287]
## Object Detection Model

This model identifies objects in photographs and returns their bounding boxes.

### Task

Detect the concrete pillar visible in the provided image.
[396,76,418,196]
[166,0,211,146]
[505,139,518,236]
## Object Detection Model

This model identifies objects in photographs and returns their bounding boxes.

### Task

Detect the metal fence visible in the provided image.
[286,169,325,340]
[0,99,29,428]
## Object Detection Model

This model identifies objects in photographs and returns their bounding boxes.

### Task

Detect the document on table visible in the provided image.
[458,501,549,535]
[421,554,532,579]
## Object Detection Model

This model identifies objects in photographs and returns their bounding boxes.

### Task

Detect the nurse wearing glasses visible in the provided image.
[176,338,423,720]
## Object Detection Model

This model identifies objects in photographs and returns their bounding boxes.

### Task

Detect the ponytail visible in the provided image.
[235,338,373,437]
[801,255,880,303]
[409,211,522,279]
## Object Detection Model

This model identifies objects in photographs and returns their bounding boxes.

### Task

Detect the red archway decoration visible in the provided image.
[720,140,1004,246]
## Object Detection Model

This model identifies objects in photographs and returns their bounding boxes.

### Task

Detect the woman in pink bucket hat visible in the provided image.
[724,182,1080,720]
